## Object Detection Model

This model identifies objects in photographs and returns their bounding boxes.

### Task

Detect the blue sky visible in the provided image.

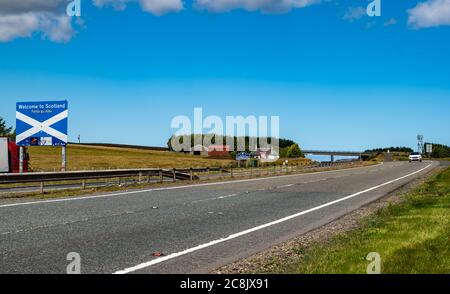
[1,0,449,151]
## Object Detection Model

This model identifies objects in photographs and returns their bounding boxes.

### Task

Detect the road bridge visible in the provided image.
[302,150,374,162]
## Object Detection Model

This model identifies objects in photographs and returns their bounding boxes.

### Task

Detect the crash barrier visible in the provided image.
[0,160,360,194]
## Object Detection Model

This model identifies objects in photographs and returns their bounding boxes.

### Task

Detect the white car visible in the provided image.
[409,152,422,162]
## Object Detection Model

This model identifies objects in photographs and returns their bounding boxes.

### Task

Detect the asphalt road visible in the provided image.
[0,161,439,274]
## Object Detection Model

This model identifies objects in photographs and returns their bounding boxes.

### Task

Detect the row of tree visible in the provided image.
[365,144,450,158]
[167,134,296,151]
[426,143,450,158]
[0,117,15,139]
[365,146,414,153]
[167,134,304,158]
[280,144,303,158]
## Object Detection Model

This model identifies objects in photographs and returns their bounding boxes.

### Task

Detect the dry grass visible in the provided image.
[27,144,235,172]
[26,144,315,172]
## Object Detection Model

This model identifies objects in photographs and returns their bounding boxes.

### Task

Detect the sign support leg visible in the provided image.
[62,146,67,172]
[19,146,24,173]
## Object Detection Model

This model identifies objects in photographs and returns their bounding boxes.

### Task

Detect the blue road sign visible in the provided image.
[236,152,251,161]
[16,101,68,147]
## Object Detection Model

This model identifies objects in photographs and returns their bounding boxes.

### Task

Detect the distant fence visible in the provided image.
[0,160,360,194]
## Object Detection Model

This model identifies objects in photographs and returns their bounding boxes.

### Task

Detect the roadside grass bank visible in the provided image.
[27,144,235,172]
[369,152,409,162]
[248,167,450,274]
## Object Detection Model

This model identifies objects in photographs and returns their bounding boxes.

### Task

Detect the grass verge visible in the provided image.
[262,167,450,274]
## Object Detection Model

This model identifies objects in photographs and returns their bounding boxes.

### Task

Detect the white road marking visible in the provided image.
[192,193,239,203]
[114,163,432,274]
[193,178,345,201]
[191,198,213,204]
[0,163,384,209]
[277,184,294,189]
[217,194,238,199]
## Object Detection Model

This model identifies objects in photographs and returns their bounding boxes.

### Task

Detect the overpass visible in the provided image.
[302,150,374,162]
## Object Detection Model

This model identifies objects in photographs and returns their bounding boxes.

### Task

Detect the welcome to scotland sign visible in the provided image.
[16,101,68,147]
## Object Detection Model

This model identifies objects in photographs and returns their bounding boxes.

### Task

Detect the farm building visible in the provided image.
[207,145,231,157]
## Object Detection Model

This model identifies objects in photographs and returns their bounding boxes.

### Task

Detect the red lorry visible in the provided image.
[0,137,29,173]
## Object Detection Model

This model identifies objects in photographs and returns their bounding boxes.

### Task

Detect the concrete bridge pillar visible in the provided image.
[331,155,335,163]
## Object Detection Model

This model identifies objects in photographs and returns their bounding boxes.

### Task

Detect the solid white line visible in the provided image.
[0,162,385,209]
[114,163,432,274]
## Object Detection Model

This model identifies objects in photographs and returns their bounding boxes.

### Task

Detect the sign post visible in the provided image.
[62,146,67,172]
[426,144,433,159]
[16,101,69,171]
[19,146,24,173]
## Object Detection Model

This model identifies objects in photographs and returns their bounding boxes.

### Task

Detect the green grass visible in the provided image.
[392,152,409,161]
[272,167,450,274]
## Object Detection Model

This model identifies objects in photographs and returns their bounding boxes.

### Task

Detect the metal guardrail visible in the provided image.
[0,168,203,184]
[0,160,359,194]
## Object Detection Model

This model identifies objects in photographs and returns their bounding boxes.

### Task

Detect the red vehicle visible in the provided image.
[0,137,30,173]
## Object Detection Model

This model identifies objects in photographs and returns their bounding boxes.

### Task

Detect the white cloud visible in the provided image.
[94,0,184,15]
[140,0,183,15]
[384,18,397,27]
[0,13,39,41]
[408,0,450,28]
[92,0,130,10]
[342,6,366,22]
[0,0,66,14]
[0,0,75,42]
[194,0,319,13]
[39,14,74,42]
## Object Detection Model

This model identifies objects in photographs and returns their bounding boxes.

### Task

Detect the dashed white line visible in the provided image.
[277,184,294,189]
[217,194,238,199]
[192,193,239,203]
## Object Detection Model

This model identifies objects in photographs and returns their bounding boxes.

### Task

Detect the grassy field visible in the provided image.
[27,144,312,172]
[27,144,236,172]
[268,167,450,274]
[370,152,409,162]
[391,152,410,161]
